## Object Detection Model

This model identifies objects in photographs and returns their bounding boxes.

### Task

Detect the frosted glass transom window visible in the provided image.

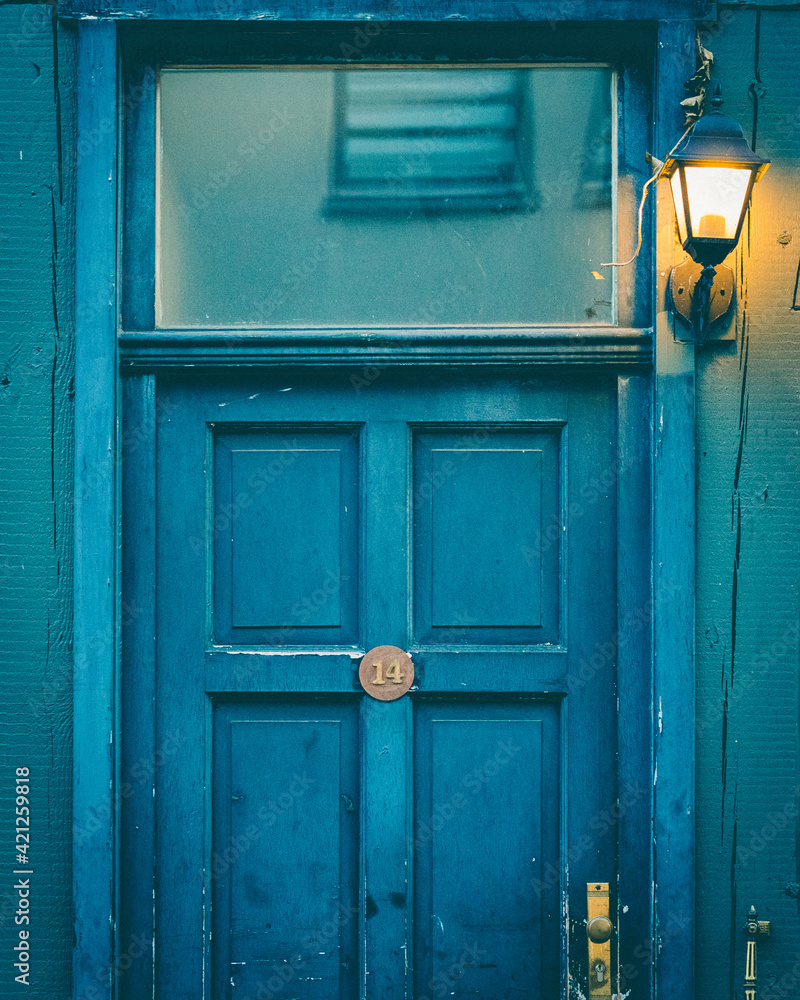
[157,65,615,328]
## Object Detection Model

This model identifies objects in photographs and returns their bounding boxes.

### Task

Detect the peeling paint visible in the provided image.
[569,974,588,1000]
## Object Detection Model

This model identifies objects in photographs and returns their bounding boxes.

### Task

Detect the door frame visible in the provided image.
[72,8,701,1000]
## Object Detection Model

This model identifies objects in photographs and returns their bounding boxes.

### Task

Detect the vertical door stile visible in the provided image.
[562,385,619,994]
[74,21,118,1000]
[653,21,698,1000]
[360,698,414,1000]
[155,389,209,997]
[120,374,158,1000]
[361,419,413,1000]
[615,374,654,998]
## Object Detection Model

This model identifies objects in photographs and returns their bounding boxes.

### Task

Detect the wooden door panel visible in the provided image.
[212,700,360,1000]
[428,447,544,628]
[412,426,561,645]
[413,700,561,1000]
[212,426,361,646]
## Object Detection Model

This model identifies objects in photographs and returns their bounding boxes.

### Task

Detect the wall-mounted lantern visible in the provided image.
[663,91,769,341]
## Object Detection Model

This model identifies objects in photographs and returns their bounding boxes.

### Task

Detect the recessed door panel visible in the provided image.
[413,701,560,1000]
[213,427,360,646]
[413,426,561,645]
[430,449,542,627]
[212,701,360,1000]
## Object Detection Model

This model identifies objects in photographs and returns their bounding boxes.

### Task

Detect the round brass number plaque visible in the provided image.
[359,646,415,701]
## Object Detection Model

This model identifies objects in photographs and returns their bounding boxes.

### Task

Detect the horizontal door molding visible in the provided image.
[119,328,653,370]
[60,0,717,21]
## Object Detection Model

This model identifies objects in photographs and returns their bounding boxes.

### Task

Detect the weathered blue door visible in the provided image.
[120,364,641,1000]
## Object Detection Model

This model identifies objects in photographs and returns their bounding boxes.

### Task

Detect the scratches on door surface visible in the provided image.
[218,392,261,407]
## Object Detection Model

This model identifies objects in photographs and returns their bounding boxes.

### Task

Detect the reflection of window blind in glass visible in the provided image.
[574,72,613,209]
[327,70,532,214]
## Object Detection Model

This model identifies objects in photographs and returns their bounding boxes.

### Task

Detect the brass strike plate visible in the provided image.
[587,882,612,998]
[744,905,771,1000]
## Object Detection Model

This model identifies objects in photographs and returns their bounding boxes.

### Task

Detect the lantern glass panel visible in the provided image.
[682,166,752,241]
[670,171,687,244]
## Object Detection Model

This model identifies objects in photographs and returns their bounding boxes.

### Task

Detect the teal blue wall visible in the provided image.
[0,8,76,999]
[696,8,800,998]
[0,5,799,998]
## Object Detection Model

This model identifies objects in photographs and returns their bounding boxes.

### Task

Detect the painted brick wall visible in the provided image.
[696,7,800,999]
[0,6,799,1000]
[0,7,76,998]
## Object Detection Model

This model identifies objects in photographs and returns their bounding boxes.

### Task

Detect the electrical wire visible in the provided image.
[600,124,694,270]
[600,170,660,269]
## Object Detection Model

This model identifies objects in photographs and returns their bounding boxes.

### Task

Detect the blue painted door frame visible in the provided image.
[72,8,699,1000]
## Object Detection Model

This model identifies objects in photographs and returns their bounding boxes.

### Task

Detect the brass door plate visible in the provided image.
[587,882,612,998]
[359,646,414,701]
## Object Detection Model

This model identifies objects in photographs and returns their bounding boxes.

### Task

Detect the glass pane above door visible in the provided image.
[157,65,615,328]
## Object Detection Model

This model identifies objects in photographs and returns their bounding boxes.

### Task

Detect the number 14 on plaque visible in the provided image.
[358,645,415,701]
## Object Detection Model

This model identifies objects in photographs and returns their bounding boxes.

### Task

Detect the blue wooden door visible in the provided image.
[123,364,634,1000]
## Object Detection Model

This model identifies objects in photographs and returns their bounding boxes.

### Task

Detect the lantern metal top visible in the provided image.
[664,94,770,179]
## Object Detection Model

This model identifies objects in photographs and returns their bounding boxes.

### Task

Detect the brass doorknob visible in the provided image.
[587,915,613,943]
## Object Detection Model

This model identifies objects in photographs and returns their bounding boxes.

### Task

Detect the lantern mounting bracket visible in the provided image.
[669,257,735,343]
